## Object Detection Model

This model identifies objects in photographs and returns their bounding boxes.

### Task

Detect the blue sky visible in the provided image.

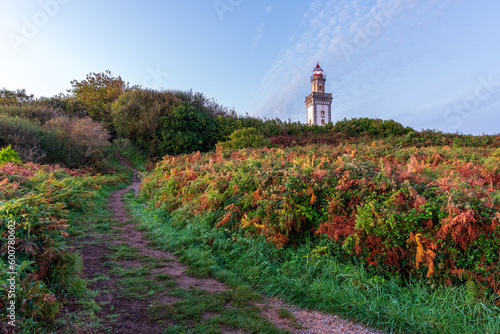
[1,0,499,134]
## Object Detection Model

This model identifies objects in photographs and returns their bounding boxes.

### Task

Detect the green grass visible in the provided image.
[40,154,132,333]
[149,287,288,334]
[124,191,500,334]
[119,143,148,172]
[109,243,142,260]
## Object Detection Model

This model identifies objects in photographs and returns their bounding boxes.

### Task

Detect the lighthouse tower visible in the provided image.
[305,63,332,126]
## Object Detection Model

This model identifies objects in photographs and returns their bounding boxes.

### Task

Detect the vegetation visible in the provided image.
[111,89,181,156]
[129,184,500,333]
[0,89,34,106]
[69,70,137,131]
[219,127,270,150]
[2,71,500,333]
[0,112,111,169]
[138,138,500,332]
[0,160,125,331]
[0,145,22,164]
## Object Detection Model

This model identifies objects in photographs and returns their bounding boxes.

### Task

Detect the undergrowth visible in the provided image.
[0,150,129,333]
[126,191,500,334]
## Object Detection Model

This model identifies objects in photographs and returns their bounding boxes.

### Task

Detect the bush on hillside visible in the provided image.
[0,105,60,124]
[0,88,34,105]
[69,70,137,131]
[0,113,110,169]
[32,94,87,118]
[219,128,270,149]
[334,117,410,137]
[111,89,181,155]
[159,102,217,156]
[43,116,111,168]
[0,114,46,163]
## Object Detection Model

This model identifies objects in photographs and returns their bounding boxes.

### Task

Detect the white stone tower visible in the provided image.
[305,63,332,126]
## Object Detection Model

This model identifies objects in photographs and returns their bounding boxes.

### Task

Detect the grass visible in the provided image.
[277,309,303,329]
[50,186,126,333]
[149,287,288,334]
[40,148,133,333]
[124,191,500,334]
[50,146,291,333]
[119,143,148,172]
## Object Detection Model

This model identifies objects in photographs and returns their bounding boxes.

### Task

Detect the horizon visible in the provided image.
[1,0,499,135]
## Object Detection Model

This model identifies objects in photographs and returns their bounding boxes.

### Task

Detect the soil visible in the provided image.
[59,156,385,334]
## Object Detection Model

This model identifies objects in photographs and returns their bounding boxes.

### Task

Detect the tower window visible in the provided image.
[321,119,325,125]
[321,110,325,118]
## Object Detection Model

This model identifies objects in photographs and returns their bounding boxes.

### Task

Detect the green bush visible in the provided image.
[0,145,22,164]
[219,127,270,149]
[158,102,217,156]
[0,113,111,169]
[0,104,60,124]
[0,162,122,328]
[0,114,46,163]
[111,89,181,156]
[333,117,409,137]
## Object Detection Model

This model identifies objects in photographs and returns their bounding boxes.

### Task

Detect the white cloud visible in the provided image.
[265,5,272,14]
[251,22,265,49]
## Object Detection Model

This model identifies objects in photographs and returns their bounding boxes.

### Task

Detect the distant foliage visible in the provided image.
[0,104,60,124]
[0,113,110,169]
[159,102,217,156]
[43,116,111,168]
[333,117,410,137]
[219,127,270,149]
[111,89,181,156]
[32,94,87,118]
[0,114,46,163]
[0,88,34,106]
[69,70,137,130]
[0,144,22,164]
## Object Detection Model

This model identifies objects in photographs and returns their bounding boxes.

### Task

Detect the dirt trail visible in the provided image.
[68,156,385,334]
[82,157,228,333]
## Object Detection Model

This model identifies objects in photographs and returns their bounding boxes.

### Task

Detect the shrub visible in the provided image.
[69,70,137,131]
[0,113,111,169]
[111,89,181,155]
[0,114,46,163]
[0,162,122,328]
[333,117,409,137]
[219,127,270,149]
[43,116,111,168]
[158,102,217,156]
[0,104,60,124]
[0,145,22,164]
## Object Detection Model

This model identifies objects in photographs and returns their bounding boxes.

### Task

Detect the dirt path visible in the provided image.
[67,157,385,334]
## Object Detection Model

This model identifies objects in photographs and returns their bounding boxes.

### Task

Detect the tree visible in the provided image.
[111,89,181,155]
[0,89,34,106]
[159,102,217,156]
[69,70,137,130]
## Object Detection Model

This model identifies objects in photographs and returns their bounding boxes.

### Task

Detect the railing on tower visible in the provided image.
[310,74,326,81]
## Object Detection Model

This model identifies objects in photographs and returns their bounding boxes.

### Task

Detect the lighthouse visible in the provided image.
[305,63,332,126]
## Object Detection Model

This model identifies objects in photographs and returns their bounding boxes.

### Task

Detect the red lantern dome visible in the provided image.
[313,63,323,77]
